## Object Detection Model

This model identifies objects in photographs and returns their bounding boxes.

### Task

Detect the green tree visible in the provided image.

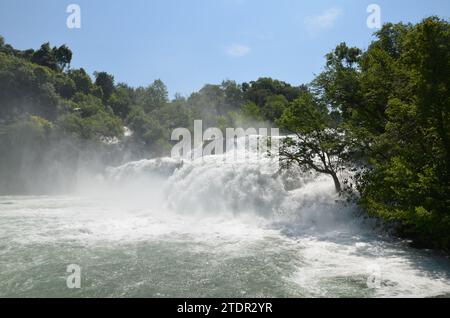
[30,43,72,71]
[263,95,288,120]
[68,68,93,95]
[323,18,450,250]
[109,84,133,119]
[54,45,72,71]
[277,90,347,193]
[94,71,115,103]
[242,77,305,122]
[31,43,57,70]
[138,79,169,112]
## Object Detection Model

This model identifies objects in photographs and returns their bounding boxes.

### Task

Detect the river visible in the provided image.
[1,151,450,298]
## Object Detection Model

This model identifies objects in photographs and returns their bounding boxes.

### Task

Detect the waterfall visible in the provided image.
[105,136,355,231]
[2,140,450,298]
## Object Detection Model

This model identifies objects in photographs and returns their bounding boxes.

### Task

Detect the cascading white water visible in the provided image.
[1,139,450,297]
[104,138,358,232]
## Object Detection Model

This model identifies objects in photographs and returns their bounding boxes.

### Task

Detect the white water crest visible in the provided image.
[1,140,450,297]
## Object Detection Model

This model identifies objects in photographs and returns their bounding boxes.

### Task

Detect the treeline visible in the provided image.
[0,36,304,153]
[0,17,449,251]
[0,35,304,193]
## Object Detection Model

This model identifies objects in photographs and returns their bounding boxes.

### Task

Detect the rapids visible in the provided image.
[1,146,450,297]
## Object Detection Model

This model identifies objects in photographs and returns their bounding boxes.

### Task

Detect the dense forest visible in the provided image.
[0,17,449,251]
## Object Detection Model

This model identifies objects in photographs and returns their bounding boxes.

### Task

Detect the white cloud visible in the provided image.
[226,44,251,57]
[305,7,343,35]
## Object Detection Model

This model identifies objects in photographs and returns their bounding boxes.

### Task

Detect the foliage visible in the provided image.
[309,17,450,251]
[277,90,347,192]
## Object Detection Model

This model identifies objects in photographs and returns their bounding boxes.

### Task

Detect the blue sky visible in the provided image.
[0,0,449,98]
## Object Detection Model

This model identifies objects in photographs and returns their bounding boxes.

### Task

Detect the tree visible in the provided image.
[54,45,72,71]
[109,84,133,119]
[240,101,263,122]
[31,43,57,70]
[277,90,347,193]
[30,43,72,71]
[186,84,224,127]
[68,68,93,94]
[242,77,305,122]
[139,79,168,112]
[333,17,450,250]
[94,71,115,102]
[263,95,288,120]
[222,80,244,111]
